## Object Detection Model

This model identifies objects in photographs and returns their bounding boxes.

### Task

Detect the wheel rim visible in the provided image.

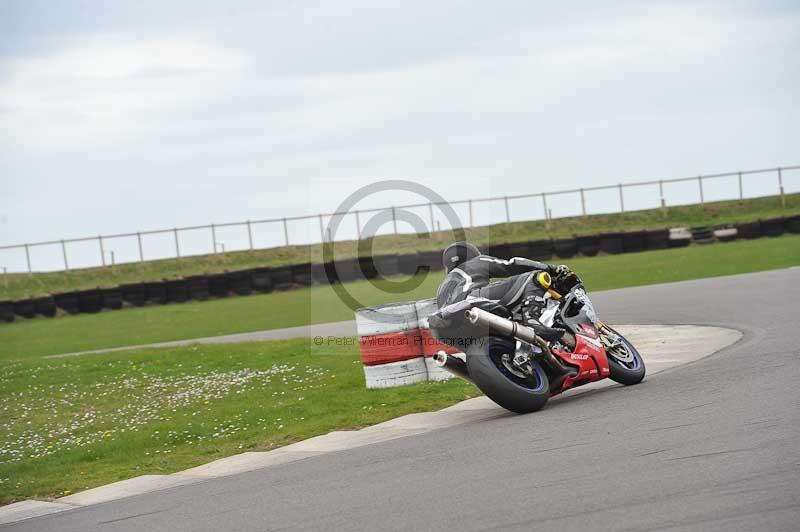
[602,332,642,370]
[488,342,547,392]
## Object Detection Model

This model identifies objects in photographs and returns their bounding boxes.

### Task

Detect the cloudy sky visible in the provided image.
[1,0,798,270]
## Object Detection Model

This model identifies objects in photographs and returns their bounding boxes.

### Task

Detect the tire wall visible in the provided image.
[4,218,791,321]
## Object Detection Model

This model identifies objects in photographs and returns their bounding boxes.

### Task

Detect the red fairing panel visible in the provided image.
[551,324,610,391]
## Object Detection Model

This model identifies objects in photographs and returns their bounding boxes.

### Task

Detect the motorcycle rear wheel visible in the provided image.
[602,326,646,385]
[465,336,550,414]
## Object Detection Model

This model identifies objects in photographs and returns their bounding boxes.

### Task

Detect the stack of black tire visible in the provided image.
[270,266,293,290]
[227,271,253,295]
[760,217,784,237]
[553,238,578,258]
[102,288,123,310]
[645,229,670,250]
[290,263,313,287]
[165,280,189,303]
[0,301,14,322]
[598,233,624,255]
[250,268,273,293]
[120,283,146,306]
[34,296,57,317]
[691,227,715,244]
[13,299,36,319]
[186,276,210,300]
[786,215,800,234]
[4,216,797,323]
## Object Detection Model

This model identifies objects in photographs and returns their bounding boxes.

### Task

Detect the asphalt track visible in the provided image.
[7,269,800,531]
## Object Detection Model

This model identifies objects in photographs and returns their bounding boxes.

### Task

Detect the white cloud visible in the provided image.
[0,38,247,146]
[0,1,798,270]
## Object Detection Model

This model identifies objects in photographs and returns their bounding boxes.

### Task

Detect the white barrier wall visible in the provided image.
[356,299,458,388]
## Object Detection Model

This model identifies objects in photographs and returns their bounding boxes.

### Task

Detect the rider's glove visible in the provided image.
[552,264,581,291]
[553,264,571,278]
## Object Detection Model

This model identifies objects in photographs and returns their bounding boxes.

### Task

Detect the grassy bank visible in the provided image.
[0,339,477,505]
[2,234,799,360]
[2,193,798,300]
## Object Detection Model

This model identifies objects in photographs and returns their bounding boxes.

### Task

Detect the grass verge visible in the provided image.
[0,339,477,505]
[1,234,798,360]
[2,193,798,300]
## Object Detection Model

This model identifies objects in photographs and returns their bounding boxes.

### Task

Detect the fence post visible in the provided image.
[428,203,435,233]
[136,232,144,262]
[659,179,667,216]
[24,244,32,273]
[618,184,625,214]
[738,171,743,202]
[541,193,548,221]
[355,210,361,239]
[580,188,586,217]
[99,236,105,266]
[61,240,69,271]
[778,168,786,208]
[211,224,217,253]
[504,196,511,224]
[391,206,398,234]
[282,218,289,246]
[246,220,253,250]
[173,229,181,258]
[698,176,705,204]
[318,214,325,242]
[468,199,474,227]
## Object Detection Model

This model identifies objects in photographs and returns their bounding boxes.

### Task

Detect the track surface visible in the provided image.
[8,269,800,531]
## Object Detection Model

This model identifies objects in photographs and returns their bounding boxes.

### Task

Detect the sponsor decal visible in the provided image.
[577,323,599,339]
[582,336,603,349]
[570,353,589,360]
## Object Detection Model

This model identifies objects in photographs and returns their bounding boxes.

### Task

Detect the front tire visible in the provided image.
[602,326,646,385]
[465,337,550,414]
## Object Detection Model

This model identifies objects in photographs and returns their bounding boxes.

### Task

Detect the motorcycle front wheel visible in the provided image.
[601,326,646,385]
[465,336,550,414]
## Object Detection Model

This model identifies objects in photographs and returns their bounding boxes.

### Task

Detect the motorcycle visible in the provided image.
[428,271,645,413]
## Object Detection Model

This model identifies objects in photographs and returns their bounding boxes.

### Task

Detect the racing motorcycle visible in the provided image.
[428,271,645,413]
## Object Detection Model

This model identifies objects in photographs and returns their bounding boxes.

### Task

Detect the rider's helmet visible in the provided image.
[442,241,481,272]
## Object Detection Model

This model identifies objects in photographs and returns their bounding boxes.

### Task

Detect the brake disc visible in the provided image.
[602,335,634,364]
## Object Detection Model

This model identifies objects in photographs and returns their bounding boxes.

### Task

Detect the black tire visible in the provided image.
[603,326,646,385]
[465,337,550,414]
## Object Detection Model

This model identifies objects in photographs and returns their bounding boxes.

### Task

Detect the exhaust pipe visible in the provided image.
[464,307,538,345]
[432,351,472,382]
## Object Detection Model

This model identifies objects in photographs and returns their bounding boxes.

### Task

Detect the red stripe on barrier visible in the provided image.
[419,328,459,357]
[359,330,423,366]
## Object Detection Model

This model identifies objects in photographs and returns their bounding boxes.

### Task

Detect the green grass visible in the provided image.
[0,339,477,505]
[3,193,798,300]
[1,233,798,505]
[2,234,799,360]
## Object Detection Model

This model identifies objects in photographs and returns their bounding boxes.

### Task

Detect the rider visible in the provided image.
[436,241,576,346]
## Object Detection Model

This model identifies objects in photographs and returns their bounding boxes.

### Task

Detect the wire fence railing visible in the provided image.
[1,164,798,273]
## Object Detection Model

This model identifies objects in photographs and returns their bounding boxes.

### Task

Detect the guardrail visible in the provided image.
[1,164,797,273]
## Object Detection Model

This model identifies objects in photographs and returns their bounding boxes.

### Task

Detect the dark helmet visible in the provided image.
[442,241,480,272]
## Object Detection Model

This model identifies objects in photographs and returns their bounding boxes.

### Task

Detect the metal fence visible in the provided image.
[2,165,798,273]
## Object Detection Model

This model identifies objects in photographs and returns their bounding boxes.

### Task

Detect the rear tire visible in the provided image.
[466,337,550,414]
[603,327,646,385]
